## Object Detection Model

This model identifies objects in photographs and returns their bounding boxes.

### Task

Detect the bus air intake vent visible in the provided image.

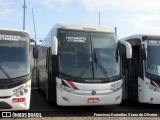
[0,96,11,99]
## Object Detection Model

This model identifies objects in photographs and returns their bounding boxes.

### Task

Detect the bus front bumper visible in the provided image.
[56,88,122,106]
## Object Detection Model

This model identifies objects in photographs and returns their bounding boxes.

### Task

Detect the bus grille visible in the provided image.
[0,96,11,99]
[0,101,12,109]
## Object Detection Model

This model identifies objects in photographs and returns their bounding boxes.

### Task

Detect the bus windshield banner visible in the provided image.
[0,34,21,41]
[148,40,160,44]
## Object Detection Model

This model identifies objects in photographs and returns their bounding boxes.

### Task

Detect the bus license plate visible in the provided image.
[88,98,100,103]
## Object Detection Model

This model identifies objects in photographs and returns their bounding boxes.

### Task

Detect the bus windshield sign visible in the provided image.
[0,34,22,41]
[66,36,86,43]
[148,40,160,44]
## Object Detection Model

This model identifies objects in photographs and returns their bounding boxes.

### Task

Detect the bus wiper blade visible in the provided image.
[78,61,93,79]
[93,50,112,81]
[93,50,98,70]
[0,66,12,79]
[59,72,80,79]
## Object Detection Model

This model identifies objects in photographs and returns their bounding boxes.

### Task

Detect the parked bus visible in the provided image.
[120,34,160,104]
[37,23,131,106]
[0,28,38,111]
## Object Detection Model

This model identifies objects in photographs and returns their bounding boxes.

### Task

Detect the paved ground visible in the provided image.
[1,89,160,119]
[29,89,160,117]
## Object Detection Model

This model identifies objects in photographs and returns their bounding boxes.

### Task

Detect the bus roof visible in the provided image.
[0,28,30,35]
[52,23,114,33]
[120,34,160,41]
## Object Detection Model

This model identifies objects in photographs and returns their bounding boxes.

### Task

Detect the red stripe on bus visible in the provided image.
[66,80,79,90]
[156,82,160,88]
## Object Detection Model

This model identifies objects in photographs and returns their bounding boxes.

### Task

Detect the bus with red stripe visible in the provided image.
[120,34,160,104]
[36,23,132,106]
[0,28,38,111]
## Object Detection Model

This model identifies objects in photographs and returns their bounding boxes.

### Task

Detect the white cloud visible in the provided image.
[0,0,17,20]
[116,13,160,38]
[30,0,71,9]
[79,0,160,12]
[78,0,160,35]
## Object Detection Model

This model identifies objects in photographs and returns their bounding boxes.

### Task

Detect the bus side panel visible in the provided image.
[37,46,48,93]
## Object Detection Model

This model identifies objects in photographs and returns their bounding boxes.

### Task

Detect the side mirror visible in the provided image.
[33,47,38,59]
[141,48,147,60]
[141,42,147,60]
[31,39,38,59]
[51,36,58,55]
[118,40,132,59]
[143,42,147,59]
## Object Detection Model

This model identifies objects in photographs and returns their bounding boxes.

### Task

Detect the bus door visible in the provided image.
[129,46,139,99]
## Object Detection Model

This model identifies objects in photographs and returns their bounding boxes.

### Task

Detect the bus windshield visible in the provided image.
[146,42,160,76]
[59,30,120,80]
[0,36,30,79]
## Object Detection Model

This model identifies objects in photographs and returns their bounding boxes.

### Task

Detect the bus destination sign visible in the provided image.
[0,34,21,41]
[148,40,160,44]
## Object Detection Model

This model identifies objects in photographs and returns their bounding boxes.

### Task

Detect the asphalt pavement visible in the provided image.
[29,89,160,117]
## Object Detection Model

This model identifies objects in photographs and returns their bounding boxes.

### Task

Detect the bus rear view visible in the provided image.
[37,23,131,106]
[0,29,37,111]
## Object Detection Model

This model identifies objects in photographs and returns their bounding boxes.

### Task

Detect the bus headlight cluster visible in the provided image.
[111,81,122,92]
[14,88,28,97]
[149,84,160,93]
[56,83,74,92]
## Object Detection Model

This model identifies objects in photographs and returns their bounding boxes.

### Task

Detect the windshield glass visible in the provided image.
[0,35,30,79]
[59,31,119,79]
[59,31,92,78]
[91,33,119,78]
[146,40,160,76]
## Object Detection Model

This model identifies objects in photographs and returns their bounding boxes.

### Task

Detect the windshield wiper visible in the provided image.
[0,65,12,79]
[77,60,93,79]
[93,49,112,81]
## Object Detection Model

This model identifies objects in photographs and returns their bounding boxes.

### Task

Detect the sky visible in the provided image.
[1,0,160,42]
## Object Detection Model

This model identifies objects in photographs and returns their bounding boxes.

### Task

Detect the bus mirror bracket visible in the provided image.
[141,48,147,60]
[119,40,132,59]
[142,42,147,60]
[51,36,58,55]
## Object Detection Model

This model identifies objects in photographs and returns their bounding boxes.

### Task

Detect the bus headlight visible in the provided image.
[111,81,122,91]
[149,84,160,93]
[56,82,62,89]
[24,89,28,93]
[56,82,74,92]
[62,86,74,92]
[13,86,29,97]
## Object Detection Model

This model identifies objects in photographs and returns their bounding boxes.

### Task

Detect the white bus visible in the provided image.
[120,34,160,104]
[0,29,38,111]
[37,23,131,106]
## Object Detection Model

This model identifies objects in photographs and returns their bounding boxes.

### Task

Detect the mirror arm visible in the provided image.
[31,39,37,46]
[119,40,132,59]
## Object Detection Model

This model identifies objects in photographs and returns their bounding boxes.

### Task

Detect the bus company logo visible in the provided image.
[2,112,11,117]
[91,90,96,95]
